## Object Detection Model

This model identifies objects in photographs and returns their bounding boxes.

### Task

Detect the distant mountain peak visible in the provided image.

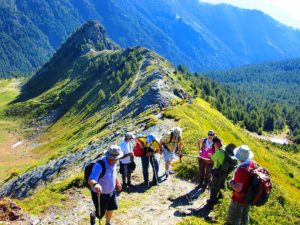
[69,20,119,52]
[54,20,119,60]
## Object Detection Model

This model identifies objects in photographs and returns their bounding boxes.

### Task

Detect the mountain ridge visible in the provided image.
[1,0,300,76]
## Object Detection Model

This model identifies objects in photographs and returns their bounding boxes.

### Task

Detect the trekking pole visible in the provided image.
[180,154,200,159]
[97,192,101,225]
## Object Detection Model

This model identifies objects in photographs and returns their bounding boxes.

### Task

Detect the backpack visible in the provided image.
[244,165,272,206]
[220,143,237,174]
[133,137,145,157]
[84,160,106,187]
[163,131,181,151]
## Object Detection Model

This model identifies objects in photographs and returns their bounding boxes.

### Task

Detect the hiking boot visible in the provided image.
[150,180,158,186]
[90,213,96,225]
[202,182,208,189]
[143,181,150,188]
[169,170,175,174]
[165,171,169,178]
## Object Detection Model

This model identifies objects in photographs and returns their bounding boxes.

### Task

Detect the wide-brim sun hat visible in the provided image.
[146,133,156,143]
[233,145,254,161]
[172,126,182,138]
[105,145,124,160]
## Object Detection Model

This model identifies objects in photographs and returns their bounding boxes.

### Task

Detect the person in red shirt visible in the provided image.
[226,145,254,225]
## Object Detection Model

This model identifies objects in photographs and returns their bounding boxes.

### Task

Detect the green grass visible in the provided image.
[163,98,300,225]
[16,173,84,215]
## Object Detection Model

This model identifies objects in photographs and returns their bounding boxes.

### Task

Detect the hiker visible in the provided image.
[197,130,215,188]
[159,101,163,111]
[119,132,136,188]
[136,133,160,187]
[207,136,226,205]
[226,145,254,225]
[88,145,123,225]
[160,127,182,178]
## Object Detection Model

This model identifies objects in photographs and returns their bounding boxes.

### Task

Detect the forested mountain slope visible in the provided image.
[205,58,300,143]
[1,0,300,76]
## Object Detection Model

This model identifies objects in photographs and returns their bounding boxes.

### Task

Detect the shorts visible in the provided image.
[91,191,118,219]
[163,148,175,162]
[119,162,135,176]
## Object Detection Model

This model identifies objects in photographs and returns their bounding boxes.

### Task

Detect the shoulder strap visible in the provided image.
[202,138,207,149]
[168,132,173,144]
[97,160,106,179]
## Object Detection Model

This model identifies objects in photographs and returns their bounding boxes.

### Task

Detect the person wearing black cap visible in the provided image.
[207,136,227,206]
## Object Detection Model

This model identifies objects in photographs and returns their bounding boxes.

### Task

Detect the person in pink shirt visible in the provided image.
[197,130,215,188]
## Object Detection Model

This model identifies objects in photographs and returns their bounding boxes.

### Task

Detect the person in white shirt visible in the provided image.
[119,132,135,188]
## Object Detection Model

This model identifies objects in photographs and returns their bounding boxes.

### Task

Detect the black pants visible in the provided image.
[91,191,118,219]
[141,155,159,183]
[209,169,228,204]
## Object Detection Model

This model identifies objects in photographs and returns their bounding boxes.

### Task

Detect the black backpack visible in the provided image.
[220,143,238,174]
[84,160,106,188]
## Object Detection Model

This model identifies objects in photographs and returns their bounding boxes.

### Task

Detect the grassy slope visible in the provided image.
[0,79,38,182]
[163,98,300,224]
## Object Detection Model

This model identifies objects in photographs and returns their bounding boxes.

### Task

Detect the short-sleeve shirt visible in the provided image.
[231,161,255,203]
[119,139,133,164]
[161,132,181,152]
[211,147,225,169]
[89,156,117,194]
[137,137,160,154]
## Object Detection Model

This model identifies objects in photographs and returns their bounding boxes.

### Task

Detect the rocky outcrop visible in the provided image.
[0,199,27,221]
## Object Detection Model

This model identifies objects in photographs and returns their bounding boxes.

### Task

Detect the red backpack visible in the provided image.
[244,165,272,206]
[133,138,145,157]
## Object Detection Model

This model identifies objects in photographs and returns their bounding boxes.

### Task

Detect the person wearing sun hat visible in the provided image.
[160,127,182,178]
[226,145,255,225]
[88,145,123,225]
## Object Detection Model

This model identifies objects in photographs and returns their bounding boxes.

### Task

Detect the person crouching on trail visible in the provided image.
[139,133,160,187]
[197,130,215,189]
[88,145,123,225]
[226,145,254,225]
[160,127,182,178]
[119,132,136,188]
[207,136,226,205]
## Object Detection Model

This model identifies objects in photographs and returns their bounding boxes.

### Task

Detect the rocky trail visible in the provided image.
[36,154,211,225]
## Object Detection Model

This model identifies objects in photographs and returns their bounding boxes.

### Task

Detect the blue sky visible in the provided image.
[200,0,300,29]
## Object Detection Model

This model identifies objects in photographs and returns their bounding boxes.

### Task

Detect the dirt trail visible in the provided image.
[36,154,209,225]
[10,117,211,225]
